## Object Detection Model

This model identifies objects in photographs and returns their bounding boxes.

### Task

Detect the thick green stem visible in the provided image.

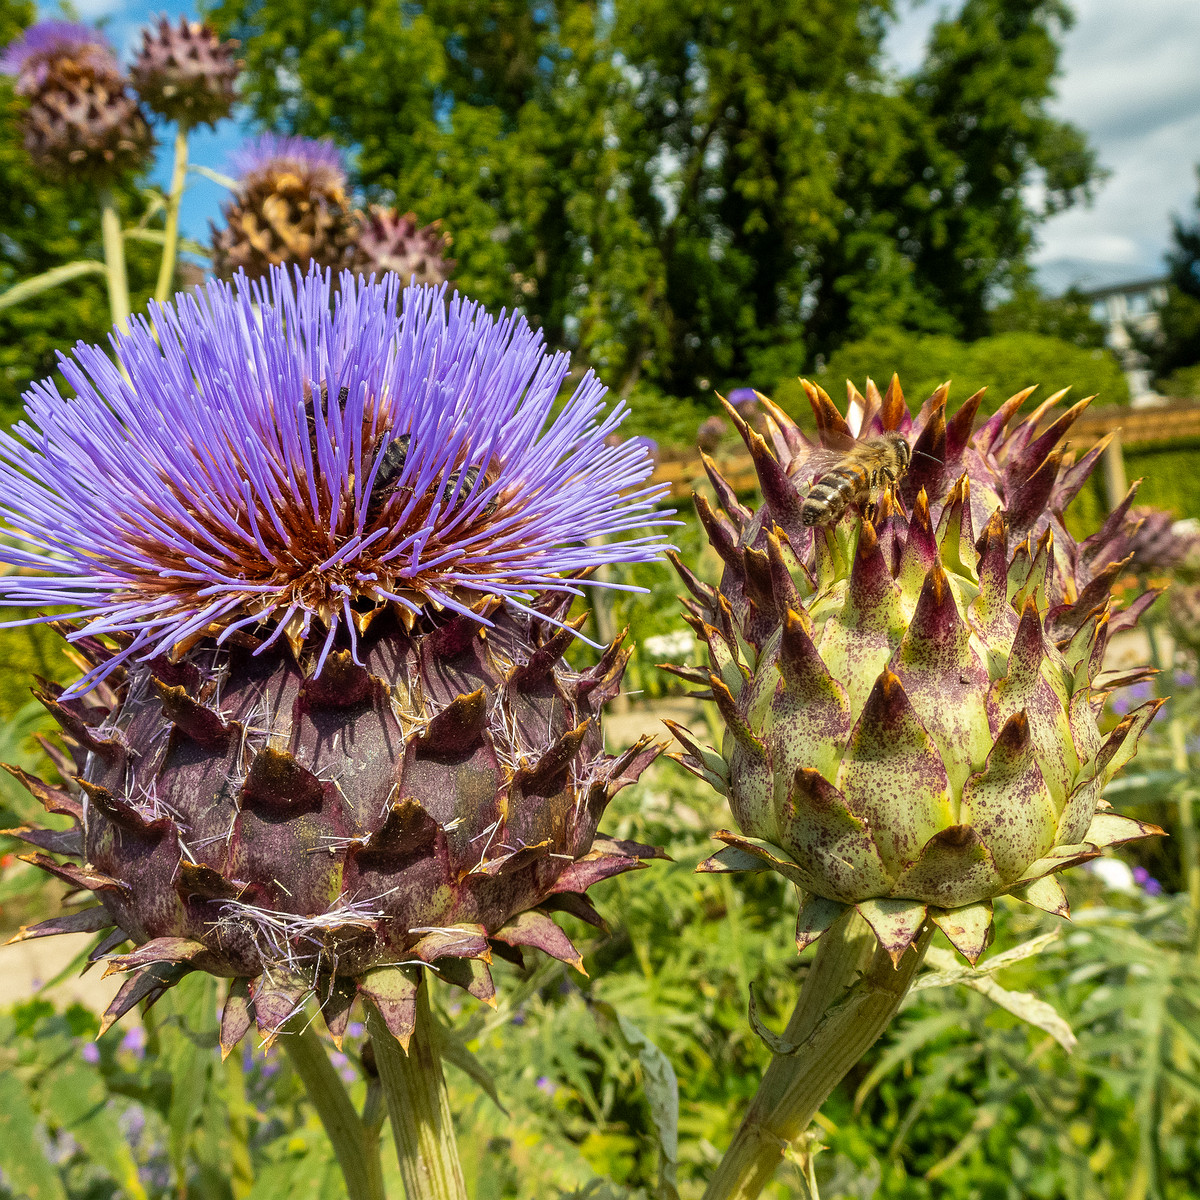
[367,977,467,1200]
[98,188,131,331]
[1167,717,1200,936]
[282,1022,386,1200]
[704,914,933,1200]
[155,127,190,304]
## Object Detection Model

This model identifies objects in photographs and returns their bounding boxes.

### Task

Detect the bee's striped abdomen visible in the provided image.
[801,464,868,526]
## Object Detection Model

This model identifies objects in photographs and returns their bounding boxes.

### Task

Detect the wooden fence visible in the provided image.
[647,399,1200,504]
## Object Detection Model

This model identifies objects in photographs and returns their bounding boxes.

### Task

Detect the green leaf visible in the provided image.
[166,973,219,1185]
[41,1059,148,1200]
[746,983,805,1056]
[0,1072,66,1200]
[433,1017,509,1115]
[593,1002,680,1200]
[0,260,108,312]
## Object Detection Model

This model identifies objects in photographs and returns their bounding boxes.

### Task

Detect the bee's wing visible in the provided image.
[787,444,850,485]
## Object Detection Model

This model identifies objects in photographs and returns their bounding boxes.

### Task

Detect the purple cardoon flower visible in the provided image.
[212,138,353,280]
[3,265,669,1055]
[0,20,153,181]
[0,267,668,694]
[232,133,347,187]
[0,21,117,94]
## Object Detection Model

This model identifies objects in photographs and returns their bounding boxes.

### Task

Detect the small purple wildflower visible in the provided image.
[340,1067,357,1085]
[726,387,758,410]
[1176,671,1196,688]
[1132,866,1164,896]
[81,1041,100,1064]
[536,1075,556,1096]
[0,21,116,92]
[121,1026,146,1057]
[347,1021,365,1039]
[330,1050,350,1068]
[0,267,670,694]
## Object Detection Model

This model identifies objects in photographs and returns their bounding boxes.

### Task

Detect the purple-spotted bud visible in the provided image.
[130,17,239,128]
[353,205,454,286]
[0,268,672,1050]
[674,376,1162,965]
[1,21,153,181]
[210,135,357,282]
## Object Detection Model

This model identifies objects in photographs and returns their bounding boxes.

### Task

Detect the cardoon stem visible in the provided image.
[704,914,933,1200]
[154,126,190,304]
[367,977,468,1200]
[98,188,131,331]
[283,1022,385,1200]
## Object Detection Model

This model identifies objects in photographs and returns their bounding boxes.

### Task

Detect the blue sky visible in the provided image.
[44,0,1200,290]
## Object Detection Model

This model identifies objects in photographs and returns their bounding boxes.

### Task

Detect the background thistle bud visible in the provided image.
[353,205,454,286]
[210,135,357,281]
[0,267,672,1050]
[1,20,154,182]
[674,377,1161,966]
[130,16,240,129]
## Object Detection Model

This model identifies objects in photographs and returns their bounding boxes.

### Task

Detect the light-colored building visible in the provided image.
[1037,259,1169,405]
[1082,276,1169,404]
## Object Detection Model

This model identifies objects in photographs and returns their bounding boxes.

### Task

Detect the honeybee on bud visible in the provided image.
[798,432,912,527]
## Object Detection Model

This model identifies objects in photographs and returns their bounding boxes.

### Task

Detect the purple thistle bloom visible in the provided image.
[0,21,117,92]
[81,1041,101,1064]
[0,267,670,694]
[232,134,346,185]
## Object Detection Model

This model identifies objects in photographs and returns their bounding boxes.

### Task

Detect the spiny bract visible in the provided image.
[670,377,1162,965]
[0,267,671,1051]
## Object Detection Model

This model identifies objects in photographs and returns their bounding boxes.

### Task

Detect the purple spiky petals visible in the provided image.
[0,267,671,694]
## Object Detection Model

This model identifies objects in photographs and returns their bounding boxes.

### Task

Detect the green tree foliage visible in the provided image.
[775,326,1130,424]
[210,0,1100,411]
[1143,165,1200,389]
[988,284,1108,348]
[0,0,158,425]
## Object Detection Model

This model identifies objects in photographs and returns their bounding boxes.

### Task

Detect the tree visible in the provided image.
[211,0,1100,422]
[1141,165,1200,390]
[0,0,158,424]
[773,326,1128,429]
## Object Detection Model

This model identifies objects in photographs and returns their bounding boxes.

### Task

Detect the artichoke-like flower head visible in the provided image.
[1,20,154,180]
[674,377,1162,965]
[130,16,240,129]
[0,268,671,1049]
[211,135,357,281]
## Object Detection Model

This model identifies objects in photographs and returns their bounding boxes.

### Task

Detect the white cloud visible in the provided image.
[1035,0,1200,275]
[888,0,1200,283]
